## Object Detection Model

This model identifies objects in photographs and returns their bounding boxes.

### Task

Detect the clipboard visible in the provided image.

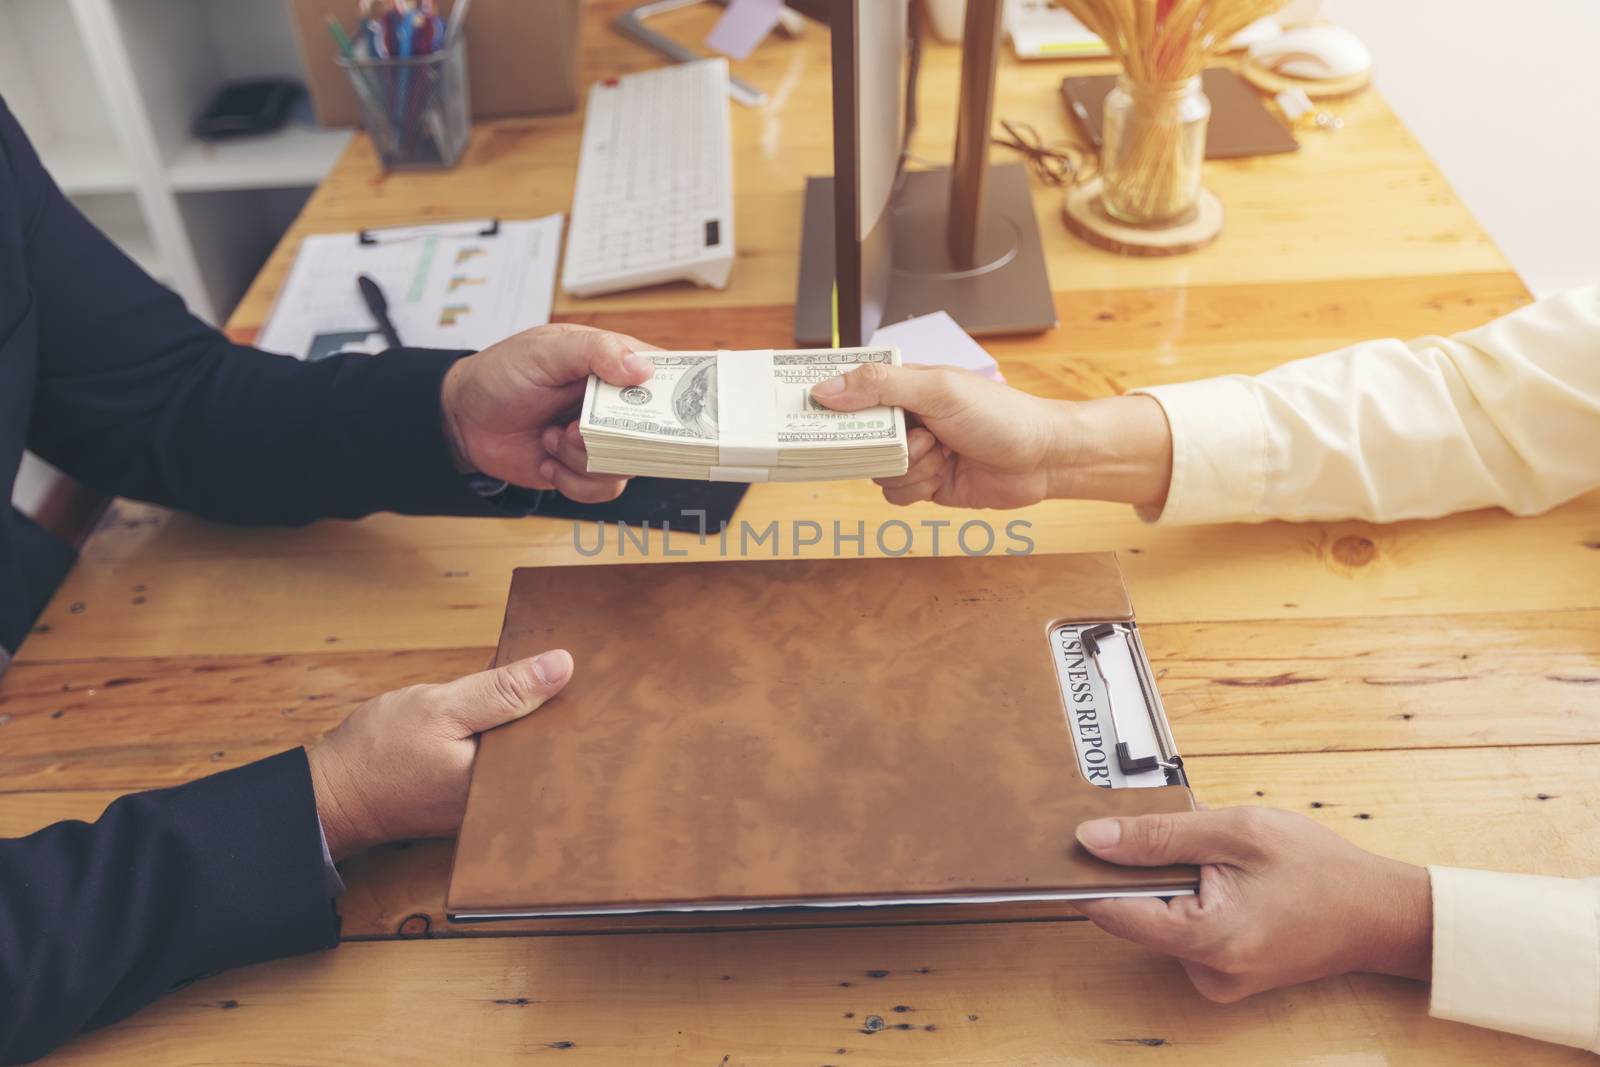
[256,213,563,361]
[447,552,1197,922]
[1054,621,1183,789]
[358,217,503,244]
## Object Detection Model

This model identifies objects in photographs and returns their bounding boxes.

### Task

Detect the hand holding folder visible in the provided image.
[447,552,1198,921]
[1074,807,1435,1002]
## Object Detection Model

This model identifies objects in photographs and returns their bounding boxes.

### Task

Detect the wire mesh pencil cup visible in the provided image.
[337,34,470,170]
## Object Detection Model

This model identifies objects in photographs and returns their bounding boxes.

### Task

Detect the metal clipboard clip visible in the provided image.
[358,218,502,245]
[1080,623,1184,780]
[1053,621,1185,788]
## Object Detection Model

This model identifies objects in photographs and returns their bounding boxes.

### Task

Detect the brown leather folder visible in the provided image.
[447,553,1197,920]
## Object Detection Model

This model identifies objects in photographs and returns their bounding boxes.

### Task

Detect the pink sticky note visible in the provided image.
[871,311,1006,383]
[705,0,784,61]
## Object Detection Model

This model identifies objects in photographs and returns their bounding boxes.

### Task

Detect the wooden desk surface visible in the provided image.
[6,2,1597,1063]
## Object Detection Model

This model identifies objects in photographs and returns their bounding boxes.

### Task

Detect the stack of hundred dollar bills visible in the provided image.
[579,347,909,483]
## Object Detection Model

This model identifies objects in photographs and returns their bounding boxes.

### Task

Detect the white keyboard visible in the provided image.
[562,59,735,298]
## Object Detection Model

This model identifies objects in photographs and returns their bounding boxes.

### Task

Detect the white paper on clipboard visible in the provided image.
[257,214,563,361]
[1050,623,1168,789]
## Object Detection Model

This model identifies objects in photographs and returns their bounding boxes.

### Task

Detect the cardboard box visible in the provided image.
[289,0,581,126]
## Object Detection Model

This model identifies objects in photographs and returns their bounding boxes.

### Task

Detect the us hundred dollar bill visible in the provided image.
[580,348,905,449]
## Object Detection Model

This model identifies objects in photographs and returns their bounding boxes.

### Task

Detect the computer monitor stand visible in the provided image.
[795,0,1056,346]
[795,162,1056,346]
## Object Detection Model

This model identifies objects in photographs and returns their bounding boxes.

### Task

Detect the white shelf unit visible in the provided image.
[2,0,353,521]
[0,0,137,196]
[29,141,139,198]
[0,0,352,325]
[167,124,353,193]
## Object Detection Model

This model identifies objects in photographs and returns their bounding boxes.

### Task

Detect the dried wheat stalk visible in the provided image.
[1059,0,1285,221]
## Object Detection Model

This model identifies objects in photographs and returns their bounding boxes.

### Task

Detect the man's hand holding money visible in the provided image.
[440,323,656,503]
[578,347,910,483]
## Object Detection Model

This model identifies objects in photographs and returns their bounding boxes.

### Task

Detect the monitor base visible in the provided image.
[796,163,1058,346]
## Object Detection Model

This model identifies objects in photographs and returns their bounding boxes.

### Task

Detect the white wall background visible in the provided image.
[1329,0,1600,298]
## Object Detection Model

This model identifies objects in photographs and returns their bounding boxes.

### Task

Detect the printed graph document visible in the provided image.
[257,214,563,361]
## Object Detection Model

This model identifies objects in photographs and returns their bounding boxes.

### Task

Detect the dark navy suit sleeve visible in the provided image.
[1,98,493,524]
[0,750,341,1065]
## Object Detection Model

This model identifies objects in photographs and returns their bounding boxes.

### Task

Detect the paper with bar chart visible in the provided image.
[257,214,563,360]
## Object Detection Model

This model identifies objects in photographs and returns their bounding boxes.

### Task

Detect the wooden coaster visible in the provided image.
[1239,56,1372,99]
[1062,178,1224,257]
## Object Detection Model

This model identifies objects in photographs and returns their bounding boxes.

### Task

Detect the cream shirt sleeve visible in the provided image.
[1428,868,1600,1052]
[1132,284,1600,525]
[1136,286,1600,1051]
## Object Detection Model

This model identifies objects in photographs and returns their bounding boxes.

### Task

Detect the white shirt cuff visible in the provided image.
[316,817,347,898]
[1428,866,1600,1052]
[1130,377,1269,525]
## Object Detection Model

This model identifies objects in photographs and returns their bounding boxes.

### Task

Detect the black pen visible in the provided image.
[357,273,404,349]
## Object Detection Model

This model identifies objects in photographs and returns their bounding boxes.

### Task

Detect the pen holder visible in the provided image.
[337,34,470,170]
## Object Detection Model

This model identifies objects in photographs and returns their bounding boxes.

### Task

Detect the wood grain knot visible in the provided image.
[398,913,432,937]
[1331,535,1377,567]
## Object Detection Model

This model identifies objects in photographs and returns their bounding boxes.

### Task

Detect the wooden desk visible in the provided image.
[5,2,1596,1062]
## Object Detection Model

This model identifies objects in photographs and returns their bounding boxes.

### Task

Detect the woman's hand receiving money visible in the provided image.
[810,364,1174,511]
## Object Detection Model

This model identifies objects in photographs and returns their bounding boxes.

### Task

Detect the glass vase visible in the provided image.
[1100,75,1210,225]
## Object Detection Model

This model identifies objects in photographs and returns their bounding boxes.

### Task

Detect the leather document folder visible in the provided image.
[448,553,1197,921]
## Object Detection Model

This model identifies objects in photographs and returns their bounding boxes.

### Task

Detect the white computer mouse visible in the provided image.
[1227,16,1283,51]
[1248,25,1372,80]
